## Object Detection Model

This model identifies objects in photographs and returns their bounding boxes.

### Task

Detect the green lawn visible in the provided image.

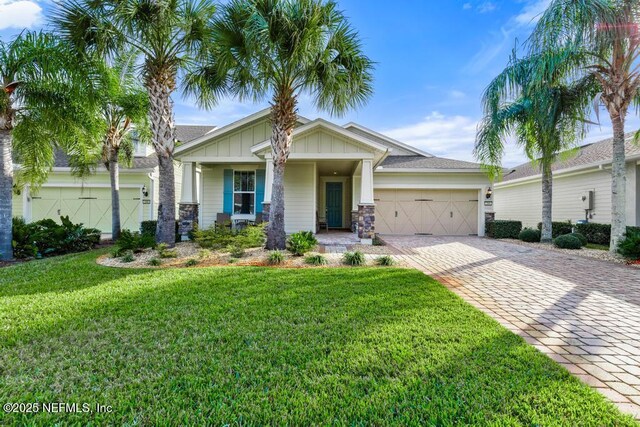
[0,251,634,426]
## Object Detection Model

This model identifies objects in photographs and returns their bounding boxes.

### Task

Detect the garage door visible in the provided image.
[375,189,479,236]
[31,187,142,233]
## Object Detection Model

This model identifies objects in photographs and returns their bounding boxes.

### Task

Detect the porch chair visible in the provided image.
[316,211,328,233]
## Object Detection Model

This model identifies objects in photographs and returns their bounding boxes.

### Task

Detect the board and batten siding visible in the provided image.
[200,162,315,233]
[290,130,370,155]
[186,120,270,158]
[494,165,640,227]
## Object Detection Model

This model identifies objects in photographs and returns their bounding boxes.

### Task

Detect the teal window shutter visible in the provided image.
[256,169,266,213]
[223,169,233,214]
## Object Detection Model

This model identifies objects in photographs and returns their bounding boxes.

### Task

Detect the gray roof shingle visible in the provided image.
[379,155,483,170]
[502,132,640,182]
[176,124,216,144]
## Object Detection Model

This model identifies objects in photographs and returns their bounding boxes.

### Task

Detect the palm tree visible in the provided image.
[476,52,595,242]
[56,0,218,246]
[529,0,640,252]
[188,0,374,249]
[0,31,99,260]
[93,53,149,240]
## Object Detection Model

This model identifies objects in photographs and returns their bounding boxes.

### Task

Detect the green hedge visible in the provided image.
[537,221,573,238]
[554,234,582,250]
[574,223,640,245]
[486,220,522,239]
[140,220,182,242]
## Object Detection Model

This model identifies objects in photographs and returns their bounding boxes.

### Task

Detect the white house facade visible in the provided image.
[174,109,491,243]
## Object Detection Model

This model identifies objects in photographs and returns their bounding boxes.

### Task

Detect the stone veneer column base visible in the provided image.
[178,203,199,238]
[262,202,271,223]
[357,204,375,245]
[351,210,358,233]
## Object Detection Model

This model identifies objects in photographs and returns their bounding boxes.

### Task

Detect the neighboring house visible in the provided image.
[493,133,640,228]
[11,125,215,234]
[174,109,491,243]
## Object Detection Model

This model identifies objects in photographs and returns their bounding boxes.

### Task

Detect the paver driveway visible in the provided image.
[384,235,640,419]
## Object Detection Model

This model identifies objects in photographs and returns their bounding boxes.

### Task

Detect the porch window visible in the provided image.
[233,170,255,215]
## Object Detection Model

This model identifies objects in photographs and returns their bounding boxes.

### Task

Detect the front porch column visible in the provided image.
[357,159,375,244]
[178,162,199,238]
[262,158,274,222]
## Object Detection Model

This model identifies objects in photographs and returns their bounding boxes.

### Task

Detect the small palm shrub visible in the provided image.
[305,254,327,266]
[618,231,640,260]
[148,257,162,266]
[185,258,199,267]
[554,234,582,250]
[519,228,541,243]
[568,232,587,247]
[287,231,318,256]
[376,255,395,266]
[343,251,365,266]
[120,250,135,263]
[267,250,285,265]
[228,244,245,258]
[115,229,155,255]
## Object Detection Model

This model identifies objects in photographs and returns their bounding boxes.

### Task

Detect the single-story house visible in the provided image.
[493,133,640,228]
[174,109,491,243]
[11,125,215,234]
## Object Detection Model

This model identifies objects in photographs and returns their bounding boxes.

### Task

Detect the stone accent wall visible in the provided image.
[262,202,271,223]
[178,203,199,237]
[351,210,358,233]
[357,204,375,240]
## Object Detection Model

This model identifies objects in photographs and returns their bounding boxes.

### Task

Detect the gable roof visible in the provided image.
[175,108,310,155]
[343,122,433,157]
[377,155,484,171]
[502,132,640,182]
[175,124,216,143]
[250,118,391,155]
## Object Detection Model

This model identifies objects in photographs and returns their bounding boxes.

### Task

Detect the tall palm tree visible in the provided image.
[0,31,99,260]
[476,52,595,242]
[529,0,640,252]
[93,53,149,240]
[188,0,374,249]
[56,0,218,246]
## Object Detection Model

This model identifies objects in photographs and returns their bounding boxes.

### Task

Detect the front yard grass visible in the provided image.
[0,251,634,425]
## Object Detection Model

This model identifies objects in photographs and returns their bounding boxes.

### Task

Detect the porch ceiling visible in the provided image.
[316,160,357,176]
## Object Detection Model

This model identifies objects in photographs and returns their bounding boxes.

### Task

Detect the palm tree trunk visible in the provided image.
[147,76,176,246]
[540,161,553,243]
[610,114,626,253]
[266,88,297,250]
[108,145,121,241]
[0,128,13,261]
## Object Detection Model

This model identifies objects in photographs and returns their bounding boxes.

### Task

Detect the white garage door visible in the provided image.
[375,189,479,236]
[31,187,142,233]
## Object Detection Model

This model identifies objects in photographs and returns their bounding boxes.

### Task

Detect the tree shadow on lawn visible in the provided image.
[0,267,634,425]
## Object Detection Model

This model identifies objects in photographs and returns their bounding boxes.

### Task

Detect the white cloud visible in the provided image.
[382,111,532,166]
[514,0,551,26]
[463,2,472,10]
[0,1,42,30]
[477,2,497,13]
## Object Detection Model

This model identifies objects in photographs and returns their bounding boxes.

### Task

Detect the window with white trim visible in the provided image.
[233,170,255,215]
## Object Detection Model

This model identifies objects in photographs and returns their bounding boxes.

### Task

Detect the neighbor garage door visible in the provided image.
[31,187,142,233]
[375,189,479,235]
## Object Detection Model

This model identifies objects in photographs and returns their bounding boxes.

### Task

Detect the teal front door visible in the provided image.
[326,182,343,228]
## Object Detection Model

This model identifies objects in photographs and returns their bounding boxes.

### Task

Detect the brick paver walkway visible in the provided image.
[384,235,640,419]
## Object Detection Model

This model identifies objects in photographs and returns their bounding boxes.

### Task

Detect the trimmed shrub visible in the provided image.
[568,232,587,247]
[376,255,395,266]
[287,231,318,256]
[305,254,327,266]
[185,258,199,267]
[267,250,285,265]
[157,243,178,258]
[228,244,245,258]
[486,220,522,239]
[537,221,573,238]
[554,234,582,250]
[575,222,640,245]
[115,229,155,255]
[519,228,541,243]
[618,230,640,260]
[194,224,265,250]
[148,257,162,266]
[120,250,135,263]
[11,216,101,259]
[343,251,365,266]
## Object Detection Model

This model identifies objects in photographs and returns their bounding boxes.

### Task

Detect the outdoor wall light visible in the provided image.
[142,185,149,197]
[485,187,493,199]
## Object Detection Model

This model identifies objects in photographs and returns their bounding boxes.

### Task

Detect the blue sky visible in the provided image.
[1,0,637,166]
